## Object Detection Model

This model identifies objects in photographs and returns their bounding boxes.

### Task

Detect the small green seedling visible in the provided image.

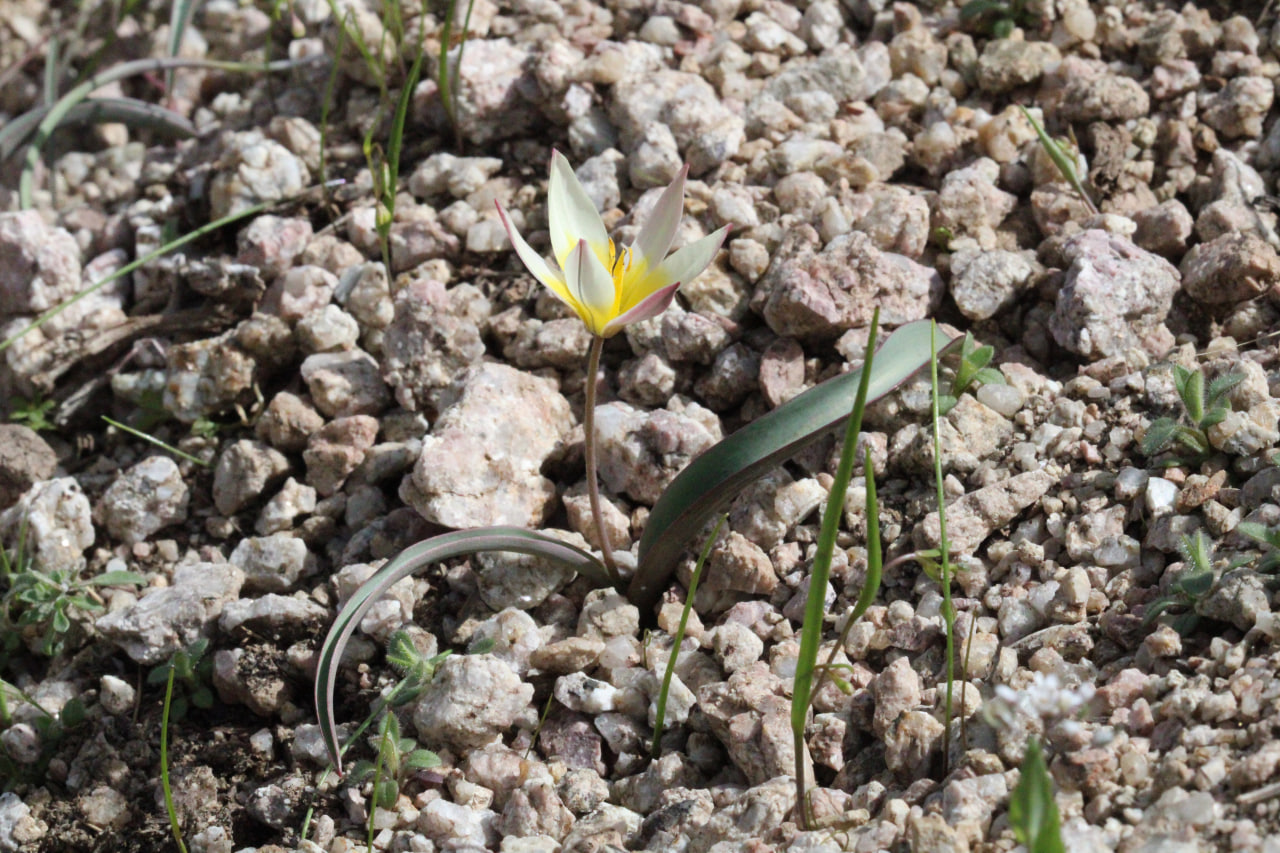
[938,332,1004,415]
[148,638,214,721]
[7,394,57,433]
[3,553,146,658]
[1238,521,1280,574]
[1143,531,1248,636]
[960,0,1035,38]
[1141,366,1244,461]
[348,712,440,828]
[1008,738,1065,853]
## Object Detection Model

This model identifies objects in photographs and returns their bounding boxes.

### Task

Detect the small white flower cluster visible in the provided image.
[987,672,1096,733]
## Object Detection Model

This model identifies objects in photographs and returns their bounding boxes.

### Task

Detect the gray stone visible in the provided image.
[95,456,189,545]
[303,415,379,497]
[594,399,722,505]
[0,211,81,315]
[950,249,1037,321]
[757,226,942,342]
[0,425,57,510]
[0,477,94,573]
[1051,230,1180,361]
[96,562,244,664]
[210,131,310,220]
[915,471,1054,555]
[229,533,310,593]
[212,440,291,516]
[413,654,533,749]
[403,363,572,528]
[299,349,391,417]
[1180,232,1280,306]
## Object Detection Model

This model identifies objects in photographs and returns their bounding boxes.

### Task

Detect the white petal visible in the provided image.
[602,281,681,336]
[649,225,731,289]
[632,164,688,274]
[548,151,610,270]
[496,201,573,303]
[567,239,616,317]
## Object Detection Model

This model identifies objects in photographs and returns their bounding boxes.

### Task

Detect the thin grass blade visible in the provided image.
[629,320,959,614]
[791,311,879,828]
[315,527,609,773]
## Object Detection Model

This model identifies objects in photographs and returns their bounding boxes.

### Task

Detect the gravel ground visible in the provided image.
[2,0,1280,851]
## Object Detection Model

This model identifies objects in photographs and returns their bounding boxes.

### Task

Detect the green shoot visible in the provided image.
[147,638,214,721]
[937,332,1005,415]
[161,650,189,853]
[960,0,1034,38]
[3,559,146,658]
[651,514,726,758]
[102,417,212,468]
[7,393,57,432]
[810,447,880,702]
[792,310,880,830]
[1142,365,1244,461]
[1141,531,1248,636]
[525,692,555,761]
[364,1,427,276]
[1018,105,1098,216]
[930,322,955,773]
[1008,738,1065,853]
[438,0,478,150]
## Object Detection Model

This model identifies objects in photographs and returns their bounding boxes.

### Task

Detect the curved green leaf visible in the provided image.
[628,320,959,614]
[314,526,609,773]
[14,55,317,207]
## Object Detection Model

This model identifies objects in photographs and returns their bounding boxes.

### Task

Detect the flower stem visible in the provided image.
[584,335,620,585]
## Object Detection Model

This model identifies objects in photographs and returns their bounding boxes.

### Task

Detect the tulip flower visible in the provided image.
[496,151,730,584]
[496,151,729,338]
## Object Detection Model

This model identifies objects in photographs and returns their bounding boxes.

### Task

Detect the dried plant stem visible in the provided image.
[583,336,620,584]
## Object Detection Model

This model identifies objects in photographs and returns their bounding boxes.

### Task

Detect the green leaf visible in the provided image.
[629,320,959,614]
[936,394,959,416]
[315,527,609,774]
[404,749,442,770]
[87,571,148,587]
[974,367,1005,386]
[1009,738,1065,853]
[1238,522,1280,549]
[1177,571,1214,598]
[61,697,85,728]
[1205,372,1245,410]
[1140,417,1179,457]
[374,778,399,805]
[1142,597,1175,626]
[51,607,70,635]
[468,636,496,655]
[1177,366,1205,424]
[192,687,214,709]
